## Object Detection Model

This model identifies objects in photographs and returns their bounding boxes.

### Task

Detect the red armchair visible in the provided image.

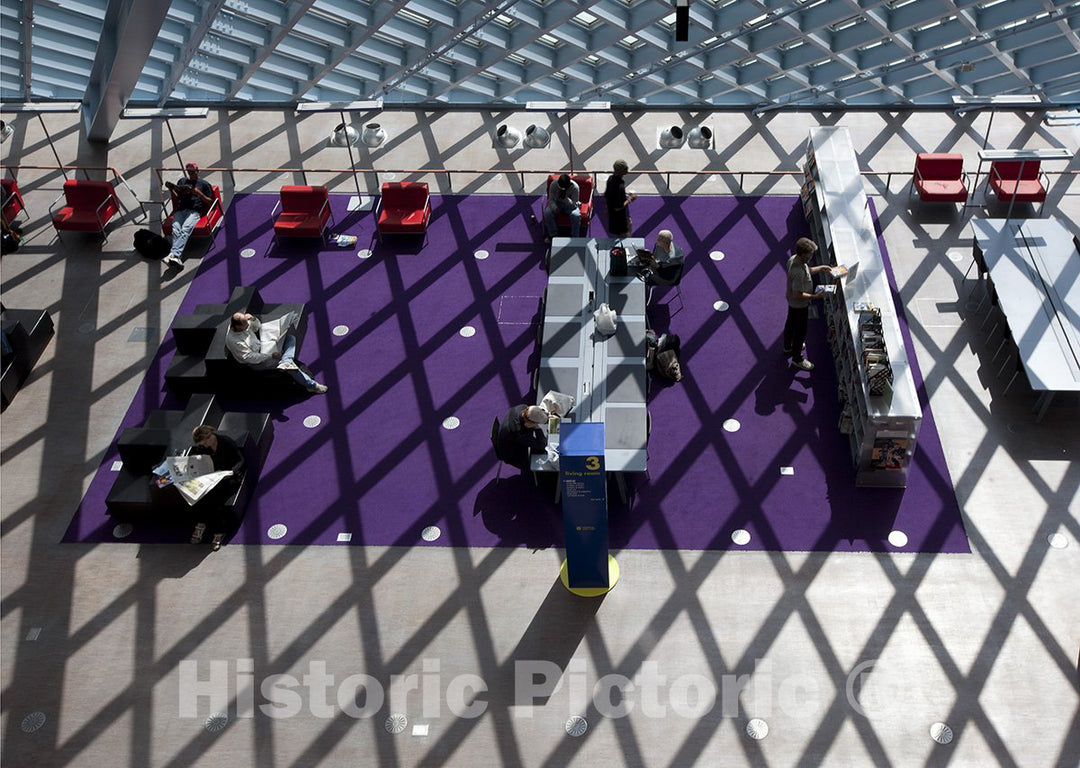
[2,178,27,226]
[377,182,431,241]
[910,153,969,204]
[272,185,333,245]
[162,185,224,247]
[50,180,122,241]
[988,160,1048,213]
[540,173,593,235]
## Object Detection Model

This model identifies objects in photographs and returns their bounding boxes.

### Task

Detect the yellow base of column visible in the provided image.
[559,556,620,597]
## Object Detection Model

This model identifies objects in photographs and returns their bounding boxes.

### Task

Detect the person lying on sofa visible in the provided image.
[225,311,328,394]
[188,424,245,551]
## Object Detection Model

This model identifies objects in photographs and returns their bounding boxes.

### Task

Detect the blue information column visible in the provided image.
[559,423,618,594]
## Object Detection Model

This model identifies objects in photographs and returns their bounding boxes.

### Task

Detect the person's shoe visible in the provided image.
[782,343,806,356]
[163,255,183,269]
[211,533,224,552]
[792,358,815,371]
[190,522,206,544]
[310,383,328,394]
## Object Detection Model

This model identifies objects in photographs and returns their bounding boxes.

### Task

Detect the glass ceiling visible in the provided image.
[2,0,1080,107]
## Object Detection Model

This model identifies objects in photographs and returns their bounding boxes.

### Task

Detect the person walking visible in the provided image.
[603,159,637,237]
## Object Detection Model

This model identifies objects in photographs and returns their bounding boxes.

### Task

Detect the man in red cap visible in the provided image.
[163,162,214,269]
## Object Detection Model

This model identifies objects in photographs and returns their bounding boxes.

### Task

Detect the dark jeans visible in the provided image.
[783,305,809,362]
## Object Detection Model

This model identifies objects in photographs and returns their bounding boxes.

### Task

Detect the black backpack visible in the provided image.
[133,229,171,260]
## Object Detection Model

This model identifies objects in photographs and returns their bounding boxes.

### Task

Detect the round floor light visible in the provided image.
[333,325,349,336]
[357,249,372,259]
[113,523,133,539]
[442,416,460,430]
[460,326,476,338]
[385,714,407,734]
[1048,532,1068,549]
[714,300,729,312]
[888,530,909,548]
[21,712,46,733]
[930,722,954,745]
[422,526,442,542]
[474,250,489,260]
[205,713,229,733]
[565,716,588,737]
[303,415,321,429]
[710,251,725,261]
[723,418,741,432]
[731,529,751,546]
[240,248,256,259]
[746,718,769,740]
[267,524,287,540]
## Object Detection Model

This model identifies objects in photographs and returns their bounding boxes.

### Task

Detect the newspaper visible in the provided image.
[257,311,301,371]
[541,390,576,418]
[166,454,233,506]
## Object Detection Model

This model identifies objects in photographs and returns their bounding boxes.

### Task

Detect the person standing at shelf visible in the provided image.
[603,159,637,237]
[783,237,832,371]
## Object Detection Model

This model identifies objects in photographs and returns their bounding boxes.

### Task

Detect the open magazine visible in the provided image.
[164,453,233,506]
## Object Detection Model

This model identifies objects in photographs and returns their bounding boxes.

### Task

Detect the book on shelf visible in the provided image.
[828,264,850,279]
[870,437,908,470]
[853,301,877,313]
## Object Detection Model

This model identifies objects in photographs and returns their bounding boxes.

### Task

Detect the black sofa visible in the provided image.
[1,305,54,411]
[165,285,308,397]
[106,393,274,525]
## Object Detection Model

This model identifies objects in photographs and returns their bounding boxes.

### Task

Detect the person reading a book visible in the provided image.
[162,162,214,270]
[543,174,582,240]
[641,230,685,285]
[495,405,548,470]
[783,237,833,371]
[225,311,328,394]
[188,425,245,550]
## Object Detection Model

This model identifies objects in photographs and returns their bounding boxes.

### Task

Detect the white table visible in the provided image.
[970,218,1080,420]
[532,238,648,501]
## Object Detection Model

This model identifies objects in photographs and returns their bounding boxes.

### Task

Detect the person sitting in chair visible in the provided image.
[188,424,245,551]
[543,174,581,240]
[162,162,214,270]
[644,230,685,285]
[225,311,328,394]
[495,405,548,470]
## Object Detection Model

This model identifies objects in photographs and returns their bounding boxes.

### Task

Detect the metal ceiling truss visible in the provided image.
[3,0,1079,108]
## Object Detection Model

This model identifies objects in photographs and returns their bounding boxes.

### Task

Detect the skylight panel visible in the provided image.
[573,11,599,28]
[398,9,432,27]
[832,17,862,31]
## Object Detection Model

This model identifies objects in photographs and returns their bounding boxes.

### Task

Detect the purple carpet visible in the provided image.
[65,193,969,553]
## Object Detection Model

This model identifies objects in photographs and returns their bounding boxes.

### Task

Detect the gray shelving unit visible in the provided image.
[800,127,922,487]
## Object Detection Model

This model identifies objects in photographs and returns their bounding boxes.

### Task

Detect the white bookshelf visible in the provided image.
[801,127,922,487]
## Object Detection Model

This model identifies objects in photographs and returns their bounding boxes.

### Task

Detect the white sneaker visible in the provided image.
[163,255,183,269]
[310,383,328,394]
[792,359,815,371]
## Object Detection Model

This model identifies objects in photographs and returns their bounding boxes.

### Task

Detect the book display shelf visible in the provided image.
[800,127,922,487]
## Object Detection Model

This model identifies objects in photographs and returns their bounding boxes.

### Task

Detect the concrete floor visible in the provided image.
[1,107,1078,768]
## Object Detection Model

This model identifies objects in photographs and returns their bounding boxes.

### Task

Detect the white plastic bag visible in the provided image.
[593,302,617,336]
